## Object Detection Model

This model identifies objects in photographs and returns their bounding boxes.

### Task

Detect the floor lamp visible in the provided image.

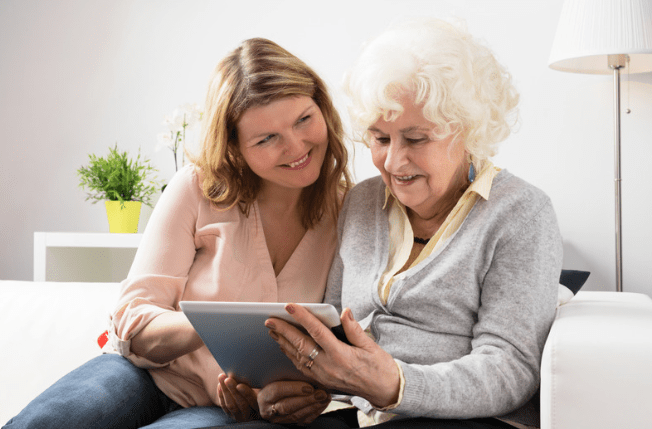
[548,0,652,292]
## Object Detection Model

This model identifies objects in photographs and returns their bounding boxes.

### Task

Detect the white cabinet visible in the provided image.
[33,232,142,282]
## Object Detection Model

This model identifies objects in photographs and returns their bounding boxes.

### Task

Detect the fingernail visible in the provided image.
[269,330,279,340]
[347,308,354,321]
[302,385,314,394]
[265,320,276,330]
[314,390,328,402]
[286,304,295,314]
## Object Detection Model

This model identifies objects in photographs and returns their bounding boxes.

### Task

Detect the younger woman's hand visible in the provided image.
[216,374,259,422]
[257,381,331,425]
[217,376,330,424]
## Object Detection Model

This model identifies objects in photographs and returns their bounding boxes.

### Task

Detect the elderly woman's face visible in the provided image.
[368,100,466,218]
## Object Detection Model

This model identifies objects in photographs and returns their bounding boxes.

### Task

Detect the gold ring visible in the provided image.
[308,346,320,361]
[305,359,314,370]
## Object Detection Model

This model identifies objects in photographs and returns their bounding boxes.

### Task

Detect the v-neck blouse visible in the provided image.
[107,165,337,408]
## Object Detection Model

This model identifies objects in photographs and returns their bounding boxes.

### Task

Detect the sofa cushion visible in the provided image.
[0,280,121,424]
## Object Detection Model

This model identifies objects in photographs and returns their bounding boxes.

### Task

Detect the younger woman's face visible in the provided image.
[237,95,329,195]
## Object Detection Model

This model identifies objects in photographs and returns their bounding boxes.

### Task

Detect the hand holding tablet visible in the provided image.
[179,301,349,388]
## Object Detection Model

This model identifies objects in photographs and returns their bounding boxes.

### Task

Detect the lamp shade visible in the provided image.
[549,0,652,74]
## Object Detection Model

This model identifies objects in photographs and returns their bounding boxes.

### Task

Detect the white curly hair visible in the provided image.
[344,18,520,169]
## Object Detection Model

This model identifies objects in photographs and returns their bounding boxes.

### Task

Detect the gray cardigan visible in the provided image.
[325,170,562,420]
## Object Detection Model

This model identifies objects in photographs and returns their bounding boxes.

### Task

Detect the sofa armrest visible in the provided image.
[0,280,121,424]
[540,291,652,429]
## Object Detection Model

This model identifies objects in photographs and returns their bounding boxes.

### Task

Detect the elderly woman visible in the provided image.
[254,19,562,429]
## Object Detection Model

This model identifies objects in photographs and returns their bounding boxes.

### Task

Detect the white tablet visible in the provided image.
[179,301,348,388]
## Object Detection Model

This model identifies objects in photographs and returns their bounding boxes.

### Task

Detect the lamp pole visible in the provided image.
[609,54,626,292]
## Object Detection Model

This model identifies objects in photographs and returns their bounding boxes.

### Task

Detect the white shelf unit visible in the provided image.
[34,232,143,282]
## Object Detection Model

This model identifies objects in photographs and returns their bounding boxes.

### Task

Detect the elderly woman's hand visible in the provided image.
[266,305,400,408]
[217,374,331,425]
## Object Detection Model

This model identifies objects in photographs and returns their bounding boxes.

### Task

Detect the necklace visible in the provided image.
[413,236,429,245]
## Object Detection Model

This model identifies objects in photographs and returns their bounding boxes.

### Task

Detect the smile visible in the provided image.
[393,174,420,184]
[280,151,311,170]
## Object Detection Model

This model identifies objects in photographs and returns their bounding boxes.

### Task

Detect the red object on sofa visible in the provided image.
[97,330,109,348]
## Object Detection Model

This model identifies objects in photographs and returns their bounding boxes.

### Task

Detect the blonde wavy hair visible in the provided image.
[190,38,352,229]
[344,19,519,170]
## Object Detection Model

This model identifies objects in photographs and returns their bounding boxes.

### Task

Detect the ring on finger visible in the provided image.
[308,346,320,361]
[305,359,314,370]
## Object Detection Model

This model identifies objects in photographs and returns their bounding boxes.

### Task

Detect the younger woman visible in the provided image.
[4,37,352,429]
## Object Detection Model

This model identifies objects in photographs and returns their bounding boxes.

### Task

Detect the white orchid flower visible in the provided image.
[178,103,203,127]
[159,102,203,172]
[156,132,174,152]
[164,111,185,132]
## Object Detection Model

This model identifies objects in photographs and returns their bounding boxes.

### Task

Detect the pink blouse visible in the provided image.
[106,165,337,408]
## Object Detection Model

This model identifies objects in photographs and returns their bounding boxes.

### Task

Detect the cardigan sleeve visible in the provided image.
[107,165,201,368]
[394,198,562,419]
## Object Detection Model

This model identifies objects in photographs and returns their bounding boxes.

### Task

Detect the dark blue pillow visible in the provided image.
[559,269,590,294]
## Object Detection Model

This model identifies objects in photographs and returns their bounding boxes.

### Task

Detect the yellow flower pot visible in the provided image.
[105,201,142,233]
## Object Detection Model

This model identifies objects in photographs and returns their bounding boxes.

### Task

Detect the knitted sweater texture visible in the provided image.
[325,170,563,420]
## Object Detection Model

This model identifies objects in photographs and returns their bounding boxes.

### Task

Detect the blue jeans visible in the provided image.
[200,408,517,429]
[3,354,233,429]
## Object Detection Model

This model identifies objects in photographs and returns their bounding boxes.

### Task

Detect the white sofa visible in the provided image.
[1,280,121,425]
[2,280,652,428]
[540,291,652,429]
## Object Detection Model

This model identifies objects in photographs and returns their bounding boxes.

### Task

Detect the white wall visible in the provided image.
[1,0,650,296]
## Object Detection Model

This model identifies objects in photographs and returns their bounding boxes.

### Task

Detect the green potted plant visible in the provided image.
[77,144,161,233]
